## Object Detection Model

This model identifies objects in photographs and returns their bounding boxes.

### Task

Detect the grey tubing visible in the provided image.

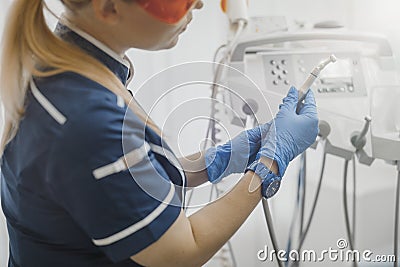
[394,170,400,267]
[291,144,327,267]
[298,150,327,250]
[352,157,357,243]
[263,199,284,267]
[343,159,357,267]
[300,152,307,237]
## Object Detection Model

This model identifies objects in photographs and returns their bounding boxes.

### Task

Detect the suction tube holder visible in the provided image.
[296,55,337,114]
[350,116,375,166]
[351,116,372,149]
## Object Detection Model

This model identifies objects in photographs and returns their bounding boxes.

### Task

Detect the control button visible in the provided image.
[317,88,322,93]
[277,75,283,80]
[273,80,279,85]
[322,88,328,93]
[348,86,355,92]
[282,70,288,75]
[276,65,282,70]
[340,87,346,92]
[299,67,306,73]
[271,70,277,75]
[281,60,287,65]
[284,80,290,85]
[270,60,276,65]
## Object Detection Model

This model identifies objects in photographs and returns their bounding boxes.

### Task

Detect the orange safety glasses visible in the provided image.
[137,0,197,24]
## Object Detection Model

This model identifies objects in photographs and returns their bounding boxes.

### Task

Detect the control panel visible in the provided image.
[260,51,367,98]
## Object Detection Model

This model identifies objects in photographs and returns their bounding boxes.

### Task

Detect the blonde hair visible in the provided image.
[0,0,157,153]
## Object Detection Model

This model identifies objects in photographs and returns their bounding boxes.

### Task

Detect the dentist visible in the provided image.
[0,0,319,266]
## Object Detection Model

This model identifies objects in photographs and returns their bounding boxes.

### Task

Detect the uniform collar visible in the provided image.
[55,19,133,85]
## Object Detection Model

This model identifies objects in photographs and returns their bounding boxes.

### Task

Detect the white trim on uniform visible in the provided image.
[92,143,151,180]
[92,182,176,246]
[30,79,67,125]
[148,144,182,169]
[117,95,125,108]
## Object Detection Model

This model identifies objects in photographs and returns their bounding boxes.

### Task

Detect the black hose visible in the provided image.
[297,147,327,252]
[343,159,357,267]
[352,156,357,242]
[263,199,284,267]
[300,152,307,237]
[285,154,305,267]
[394,170,400,267]
[291,145,327,267]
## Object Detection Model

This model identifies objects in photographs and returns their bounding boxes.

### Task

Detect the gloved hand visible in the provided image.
[205,121,273,183]
[257,87,319,176]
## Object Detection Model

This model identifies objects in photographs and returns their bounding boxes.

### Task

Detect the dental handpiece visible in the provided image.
[296,54,337,114]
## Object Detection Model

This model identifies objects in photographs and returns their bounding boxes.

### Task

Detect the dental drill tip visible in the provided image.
[330,54,337,63]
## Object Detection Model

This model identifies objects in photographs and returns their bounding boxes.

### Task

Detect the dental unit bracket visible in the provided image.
[351,116,375,166]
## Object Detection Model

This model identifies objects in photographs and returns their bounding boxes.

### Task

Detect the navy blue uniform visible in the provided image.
[1,23,185,267]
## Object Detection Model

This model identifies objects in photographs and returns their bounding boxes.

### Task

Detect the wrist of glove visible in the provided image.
[257,87,319,176]
[205,122,272,184]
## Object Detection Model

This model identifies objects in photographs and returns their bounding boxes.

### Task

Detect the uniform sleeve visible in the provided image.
[46,94,182,263]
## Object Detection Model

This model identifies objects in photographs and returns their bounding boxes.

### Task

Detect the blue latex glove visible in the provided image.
[205,122,273,183]
[257,87,319,176]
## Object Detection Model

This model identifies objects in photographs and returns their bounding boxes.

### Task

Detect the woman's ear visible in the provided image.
[91,0,121,25]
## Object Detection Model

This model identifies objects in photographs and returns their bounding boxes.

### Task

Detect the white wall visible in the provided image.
[1,1,400,267]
